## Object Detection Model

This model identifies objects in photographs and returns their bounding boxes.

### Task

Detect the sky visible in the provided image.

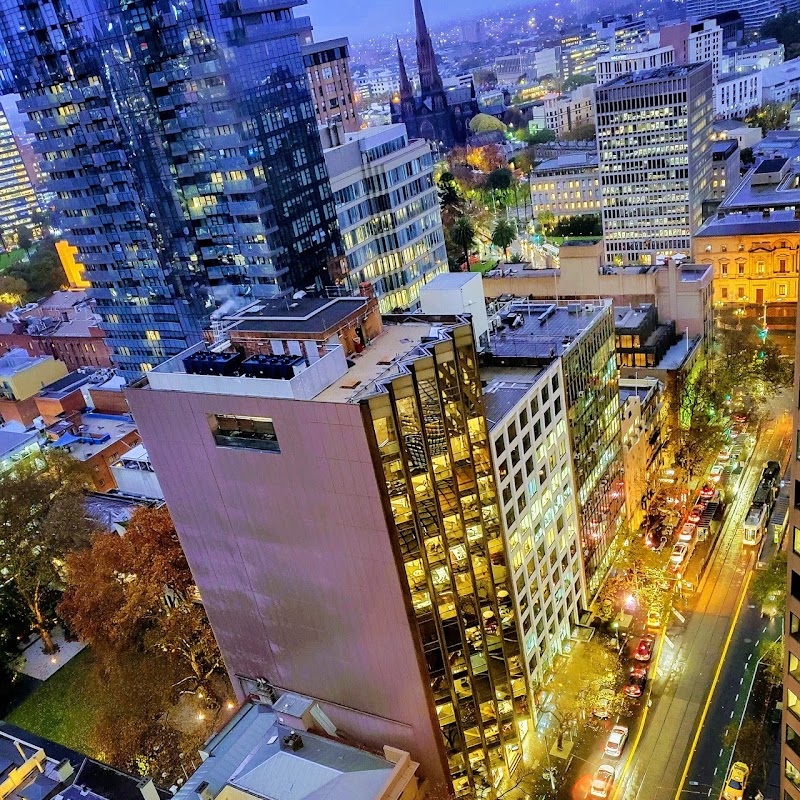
[304,0,515,41]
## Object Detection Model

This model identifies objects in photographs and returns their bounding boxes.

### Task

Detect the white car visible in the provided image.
[670,542,688,566]
[709,463,724,483]
[604,725,628,757]
[678,522,696,543]
[588,765,615,798]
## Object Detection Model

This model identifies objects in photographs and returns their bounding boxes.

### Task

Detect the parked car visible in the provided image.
[604,725,628,758]
[587,765,615,798]
[647,607,663,629]
[722,761,749,800]
[634,633,656,661]
[687,504,705,524]
[678,522,696,543]
[709,463,724,483]
[699,484,716,500]
[670,542,689,569]
[623,667,647,697]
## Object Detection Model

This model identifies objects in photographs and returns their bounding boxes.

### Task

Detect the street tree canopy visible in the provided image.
[469,113,507,134]
[491,219,517,260]
[0,450,95,653]
[751,551,787,617]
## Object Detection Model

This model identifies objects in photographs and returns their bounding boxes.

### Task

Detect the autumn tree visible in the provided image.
[0,451,95,653]
[60,506,225,697]
[0,275,28,313]
[466,144,504,174]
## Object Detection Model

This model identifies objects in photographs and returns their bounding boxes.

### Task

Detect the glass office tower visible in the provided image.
[0,0,341,379]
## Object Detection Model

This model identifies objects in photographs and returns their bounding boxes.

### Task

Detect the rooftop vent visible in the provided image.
[282,732,303,752]
[184,350,243,376]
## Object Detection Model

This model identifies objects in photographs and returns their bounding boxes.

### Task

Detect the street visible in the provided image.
[546,406,791,800]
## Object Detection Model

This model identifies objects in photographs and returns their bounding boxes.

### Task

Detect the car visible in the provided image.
[592,689,615,719]
[699,484,716,500]
[634,633,656,661]
[604,725,629,758]
[647,607,663,629]
[587,765,615,798]
[718,444,732,461]
[709,463,724,483]
[687,504,705,524]
[722,761,749,800]
[733,410,749,425]
[678,522,696,542]
[623,667,648,697]
[670,542,689,567]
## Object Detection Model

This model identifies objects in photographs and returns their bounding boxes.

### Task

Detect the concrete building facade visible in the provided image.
[596,64,713,264]
[303,38,361,133]
[529,154,601,218]
[714,70,762,120]
[543,84,595,136]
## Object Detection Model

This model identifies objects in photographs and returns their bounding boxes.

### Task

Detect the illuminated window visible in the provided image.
[145,330,161,341]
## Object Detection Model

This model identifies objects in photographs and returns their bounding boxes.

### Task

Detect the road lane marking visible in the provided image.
[673,569,753,800]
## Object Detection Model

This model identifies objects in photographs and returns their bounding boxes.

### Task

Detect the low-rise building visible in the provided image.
[0,350,67,426]
[529,153,601,218]
[0,423,41,475]
[714,70,762,119]
[693,156,800,326]
[322,123,446,312]
[619,377,667,531]
[543,83,595,136]
[109,443,164,501]
[711,119,763,150]
[173,695,421,800]
[732,38,784,71]
[761,57,800,103]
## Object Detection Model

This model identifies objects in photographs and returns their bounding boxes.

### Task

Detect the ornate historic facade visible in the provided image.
[391,0,479,148]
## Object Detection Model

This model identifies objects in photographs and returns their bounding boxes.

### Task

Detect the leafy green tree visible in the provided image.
[0,583,30,713]
[752,551,787,618]
[15,225,33,255]
[761,12,800,58]
[761,637,784,687]
[524,128,556,144]
[491,219,517,260]
[537,209,556,233]
[741,147,755,165]
[485,167,513,192]
[563,74,595,91]
[561,123,596,141]
[450,216,477,269]
[552,215,602,237]
[0,451,95,653]
[8,239,66,296]
[746,101,792,133]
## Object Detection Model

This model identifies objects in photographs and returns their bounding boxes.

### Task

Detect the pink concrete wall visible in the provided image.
[126,387,447,785]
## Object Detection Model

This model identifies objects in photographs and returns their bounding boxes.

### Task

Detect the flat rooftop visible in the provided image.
[0,425,38,459]
[50,412,137,461]
[487,301,610,361]
[38,368,100,399]
[481,366,546,431]
[532,153,598,172]
[697,207,800,237]
[719,162,800,210]
[173,701,411,800]
[601,63,701,88]
[614,305,652,330]
[224,297,371,338]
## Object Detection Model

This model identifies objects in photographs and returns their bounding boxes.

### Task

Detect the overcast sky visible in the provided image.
[304,0,506,41]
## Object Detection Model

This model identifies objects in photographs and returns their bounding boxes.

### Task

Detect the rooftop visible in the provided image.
[0,349,51,377]
[486,301,610,361]
[223,297,372,339]
[601,63,702,88]
[173,701,416,800]
[49,412,137,461]
[481,366,546,431]
[712,140,738,159]
[38,368,103,399]
[719,158,800,210]
[0,423,38,460]
[696,207,800,237]
[532,153,599,173]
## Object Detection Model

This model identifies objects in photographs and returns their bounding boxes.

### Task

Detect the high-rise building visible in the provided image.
[660,19,723,81]
[0,104,38,248]
[482,300,623,593]
[686,0,799,32]
[0,0,342,380]
[596,64,713,264]
[128,297,535,798]
[391,0,479,147]
[302,38,361,133]
[321,124,447,312]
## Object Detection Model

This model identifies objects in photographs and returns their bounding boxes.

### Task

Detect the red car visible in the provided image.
[634,633,656,661]
[687,504,705,524]
[623,667,647,698]
[699,484,716,500]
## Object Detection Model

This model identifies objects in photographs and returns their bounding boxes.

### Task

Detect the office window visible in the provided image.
[793,570,800,601]
[794,526,800,557]
[211,415,280,453]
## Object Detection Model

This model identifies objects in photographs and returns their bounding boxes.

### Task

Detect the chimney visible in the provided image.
[196,782,214,800]
[137,778,160,800]
[55,760,75,782]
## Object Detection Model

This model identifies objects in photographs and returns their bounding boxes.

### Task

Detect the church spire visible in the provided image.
[413,0,444,95]
[397,39,413,101]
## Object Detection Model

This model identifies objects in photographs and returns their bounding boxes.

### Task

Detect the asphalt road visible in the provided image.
[606,410,792,800]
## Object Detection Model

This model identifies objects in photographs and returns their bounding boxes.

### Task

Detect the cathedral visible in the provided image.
[390,0,479,148]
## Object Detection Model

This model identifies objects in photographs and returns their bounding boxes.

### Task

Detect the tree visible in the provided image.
[761,12,800,58]
[741,147,755,165]
[491,219,517,261]
[15,225,33,255]
[0,583,30,714]
[438,172,461,222]
[746,101,791,133]
[751,551,787,618]
[552,215,602,237]
[450,216,477,269]
[0,451,95,653]
[485,167,513,192]
[563,74,595,91]
[524,128,556,144]
[561,123,596,141]
[761,637,784,687]
[466,144,505,174]
[0,275,28,312]
[8,239,66,296]
[537,210,556,233]
[59,506,225,696]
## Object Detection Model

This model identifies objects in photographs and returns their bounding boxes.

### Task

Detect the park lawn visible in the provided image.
[7,649,98,757]
[0,249,25,272]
